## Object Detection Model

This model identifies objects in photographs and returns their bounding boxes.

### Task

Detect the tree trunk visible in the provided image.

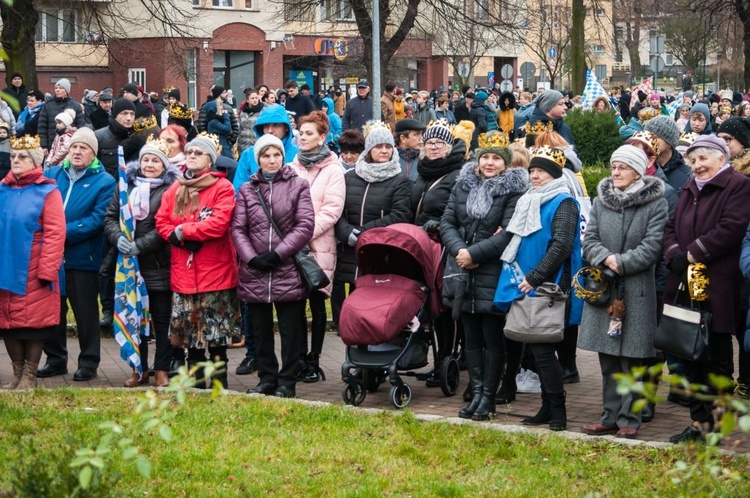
[736,0,750,90]
[570,0,585,94]
[1,0,39,94]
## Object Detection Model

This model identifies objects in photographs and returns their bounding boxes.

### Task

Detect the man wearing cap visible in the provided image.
[380,82,397,130]
[283,80,315,123]
[644,115,691,194]
[39,128,116,381]
[526,90,574,145]
[342,79,373,131]
[395,118,425,184]
[38,78,87,155]
[196,85,239,147]
[121,83,152,120]
[89,92,114,130]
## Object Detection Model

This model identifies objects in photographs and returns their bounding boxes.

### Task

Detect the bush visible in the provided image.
[566,108,621,165]
[581,162,610,199]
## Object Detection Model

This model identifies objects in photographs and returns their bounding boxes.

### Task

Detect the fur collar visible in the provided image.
[125,160,180,185]
[597,176,665,210]
[456,162,529,219]
[732,150,750,176]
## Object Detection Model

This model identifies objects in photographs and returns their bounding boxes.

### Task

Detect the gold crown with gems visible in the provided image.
[628,130,660,157]
[525,120,554,136]
[10,134,42,150]
[478,131,510,148]
[163,86,176,93]
[133,114,158,133]
[168,105,194,120]
[144,134,172,158]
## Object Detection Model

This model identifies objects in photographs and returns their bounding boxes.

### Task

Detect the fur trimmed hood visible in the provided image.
[597,175,665,211]
[456,162,529,219]
[124,159,181,185]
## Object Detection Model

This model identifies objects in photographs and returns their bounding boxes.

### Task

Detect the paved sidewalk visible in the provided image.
[7,333,749,452]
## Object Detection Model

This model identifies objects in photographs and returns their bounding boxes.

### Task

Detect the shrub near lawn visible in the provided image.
[581,162,611,199]
[1,390,750,497]
[567,108,622,165]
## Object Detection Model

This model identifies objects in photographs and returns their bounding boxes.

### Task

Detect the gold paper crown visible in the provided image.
[196,132,222,155]
[10,134,41,150]
[426,118,452,131]
[144,134,173,158]
[363,120,392,138]
[719,105,733,115]
[133,114,158,133]
[525,120,554,136]
[687,262,709,301]
[169,105,194,120]
[637,107,660,123]
[163,86,176,93]
[478,131,509,148]
[529,145,566,168]
[629,130,660,157]
[678,131,698,146]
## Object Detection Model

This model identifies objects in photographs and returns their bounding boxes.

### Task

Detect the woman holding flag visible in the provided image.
[103,137,179,388]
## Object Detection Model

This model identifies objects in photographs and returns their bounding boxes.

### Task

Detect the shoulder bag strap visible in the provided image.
[253,185,285,240]
[414,173,450,220]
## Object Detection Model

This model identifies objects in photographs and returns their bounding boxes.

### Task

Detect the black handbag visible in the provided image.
[253,186,330,292]
[654,284,710,362]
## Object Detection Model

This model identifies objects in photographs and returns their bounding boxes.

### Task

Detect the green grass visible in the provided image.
[1,390,749,496]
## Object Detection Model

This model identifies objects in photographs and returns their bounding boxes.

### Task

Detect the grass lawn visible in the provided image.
[0,389,748,497]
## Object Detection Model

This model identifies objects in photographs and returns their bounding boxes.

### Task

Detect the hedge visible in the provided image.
[566,108,622,165]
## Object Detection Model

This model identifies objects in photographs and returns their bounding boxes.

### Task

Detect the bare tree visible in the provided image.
[522,0,572,89]
[613,0,645,77]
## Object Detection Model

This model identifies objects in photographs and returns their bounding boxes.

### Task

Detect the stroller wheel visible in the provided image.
[389,383,412,409]
[439,357,460,397]
[362,369,382,393]
[342,380,366,406]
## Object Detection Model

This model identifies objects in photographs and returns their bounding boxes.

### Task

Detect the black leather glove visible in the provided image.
[250,251,281,271]
[168,231,182,247]
[422,219,440,234]
[668,252,689,275]
[183,240,203,253]
[39,279,52,288]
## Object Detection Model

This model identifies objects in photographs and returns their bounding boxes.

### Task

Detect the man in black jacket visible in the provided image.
[2,72,28,118]
[38,78,88,155]
[89,92,114,131]
[95,98,135,178]
[283,80,314,124]
[342,79,373,131]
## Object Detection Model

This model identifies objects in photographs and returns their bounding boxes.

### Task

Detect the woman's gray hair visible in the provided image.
[686,146,726,163]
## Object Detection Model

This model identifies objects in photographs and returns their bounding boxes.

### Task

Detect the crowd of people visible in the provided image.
[2,71,750,445]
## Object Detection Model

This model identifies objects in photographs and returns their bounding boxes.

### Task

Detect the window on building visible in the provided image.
[594,7,604,17]
[128,69,146,91]
[593,45,604,53]
[595,64,607,81]
[35,9,77,43]
[213,0,233,7]
[187,49,197,108]
[245,0,253,9]
[474,0,490,21]
[321,0,354,20]
[665,53,674,65]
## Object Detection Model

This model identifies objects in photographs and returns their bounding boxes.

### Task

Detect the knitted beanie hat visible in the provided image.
[645,115,680,149]
[363,121,395,159]
[474,91,488,103]
[686,134,730,159]
[611,144,648,177]
[211,86,225,100]
[68,127,99,155]
[112,98,136,119]
[54,109,75,128]
[529,146,565,179]
[254,134,285,165]
[185,134,219,165]
[168,88,181,101]
[536,90,564,114]
[422,120,454,147]
[717,117,750,148]
[55,78,71,95]
[139,136,172,170]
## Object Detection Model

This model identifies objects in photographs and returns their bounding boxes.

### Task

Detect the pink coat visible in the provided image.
[291,152,345,295]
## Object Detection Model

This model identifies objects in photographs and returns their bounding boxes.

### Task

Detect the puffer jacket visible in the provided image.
[231,165,314,303]
[236,101,264,155]
[334,153,412,283]
[440,164,528,314]
[95,119,132,178]
[412,140,466,226]
[322,97,342,149]
[44,158,116,271]
[291,153,346,296]
[101,161,179,292]
[38,97,88,150]
[0,171,66,329]
[155,169,237,295]
[196,100,239,144]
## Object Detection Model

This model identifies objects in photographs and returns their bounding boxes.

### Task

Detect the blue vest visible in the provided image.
[0,182,57,295]
[494,193,583,325]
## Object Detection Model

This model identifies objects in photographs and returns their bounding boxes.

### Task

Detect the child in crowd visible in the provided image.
[45,109,77,167]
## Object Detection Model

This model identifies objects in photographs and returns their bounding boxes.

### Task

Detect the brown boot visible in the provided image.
[2,361,25,390]
[15,361,37,390]
[123,370,149,388]
[154,370,169,387]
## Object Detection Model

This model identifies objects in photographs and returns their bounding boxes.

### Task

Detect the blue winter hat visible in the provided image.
[689,103,710,123]
[475,91,488,102]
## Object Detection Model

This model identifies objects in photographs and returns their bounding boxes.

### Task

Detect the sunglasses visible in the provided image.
[186,149,206,157]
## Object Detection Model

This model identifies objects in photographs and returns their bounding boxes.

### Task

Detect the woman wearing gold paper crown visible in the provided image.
[102,136,180,388]
[577,144,668,439]
[663,134,750,444]
[494,145,582,432]
[0,135,66,390]
[155,133,241,390]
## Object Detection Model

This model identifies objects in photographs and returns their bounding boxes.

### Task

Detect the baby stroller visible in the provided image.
[339,223,460,408]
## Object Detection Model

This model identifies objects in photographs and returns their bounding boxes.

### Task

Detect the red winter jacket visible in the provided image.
[0,171,66,329]
[231,165,314,303]
[155,170,238,295]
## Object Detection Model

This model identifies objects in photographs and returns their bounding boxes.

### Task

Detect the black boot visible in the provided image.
[458,350,483,419]
[548,390,567,431]
[302,352,326,383]
[522,390,551,426]
[495,375,517,405]
[472,351,502,421]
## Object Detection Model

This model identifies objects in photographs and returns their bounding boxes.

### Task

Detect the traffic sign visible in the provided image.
[649,55,665,73]
[499,79,513,92]
[520,62,536,83]
[500,64,513,79]
[548,47,557,59]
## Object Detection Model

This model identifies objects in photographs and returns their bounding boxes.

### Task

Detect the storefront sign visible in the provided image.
[314,38,364,60]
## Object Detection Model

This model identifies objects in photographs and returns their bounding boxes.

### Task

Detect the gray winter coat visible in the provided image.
[579,176,668,358]
[440,163,528,314]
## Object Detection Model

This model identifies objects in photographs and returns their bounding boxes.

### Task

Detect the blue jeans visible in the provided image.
[241,301,256,360]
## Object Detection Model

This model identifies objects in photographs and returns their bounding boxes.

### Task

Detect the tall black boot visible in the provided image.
[548,390,567,431]
[522,388,551,426]
[472,351,502,421]
[458,350,483,419]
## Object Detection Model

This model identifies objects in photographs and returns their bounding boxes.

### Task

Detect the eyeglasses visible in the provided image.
[186,149,205,157]
[610,165,634,173]
[9,152,31,160]
[424,140,446,148]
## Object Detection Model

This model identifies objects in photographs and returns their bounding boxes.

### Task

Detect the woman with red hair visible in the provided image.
[160,125,188,171]
[290,110,346,382]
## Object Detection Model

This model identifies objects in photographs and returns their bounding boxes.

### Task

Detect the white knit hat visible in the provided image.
[610,144,648,177]
[254,134,285,165]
